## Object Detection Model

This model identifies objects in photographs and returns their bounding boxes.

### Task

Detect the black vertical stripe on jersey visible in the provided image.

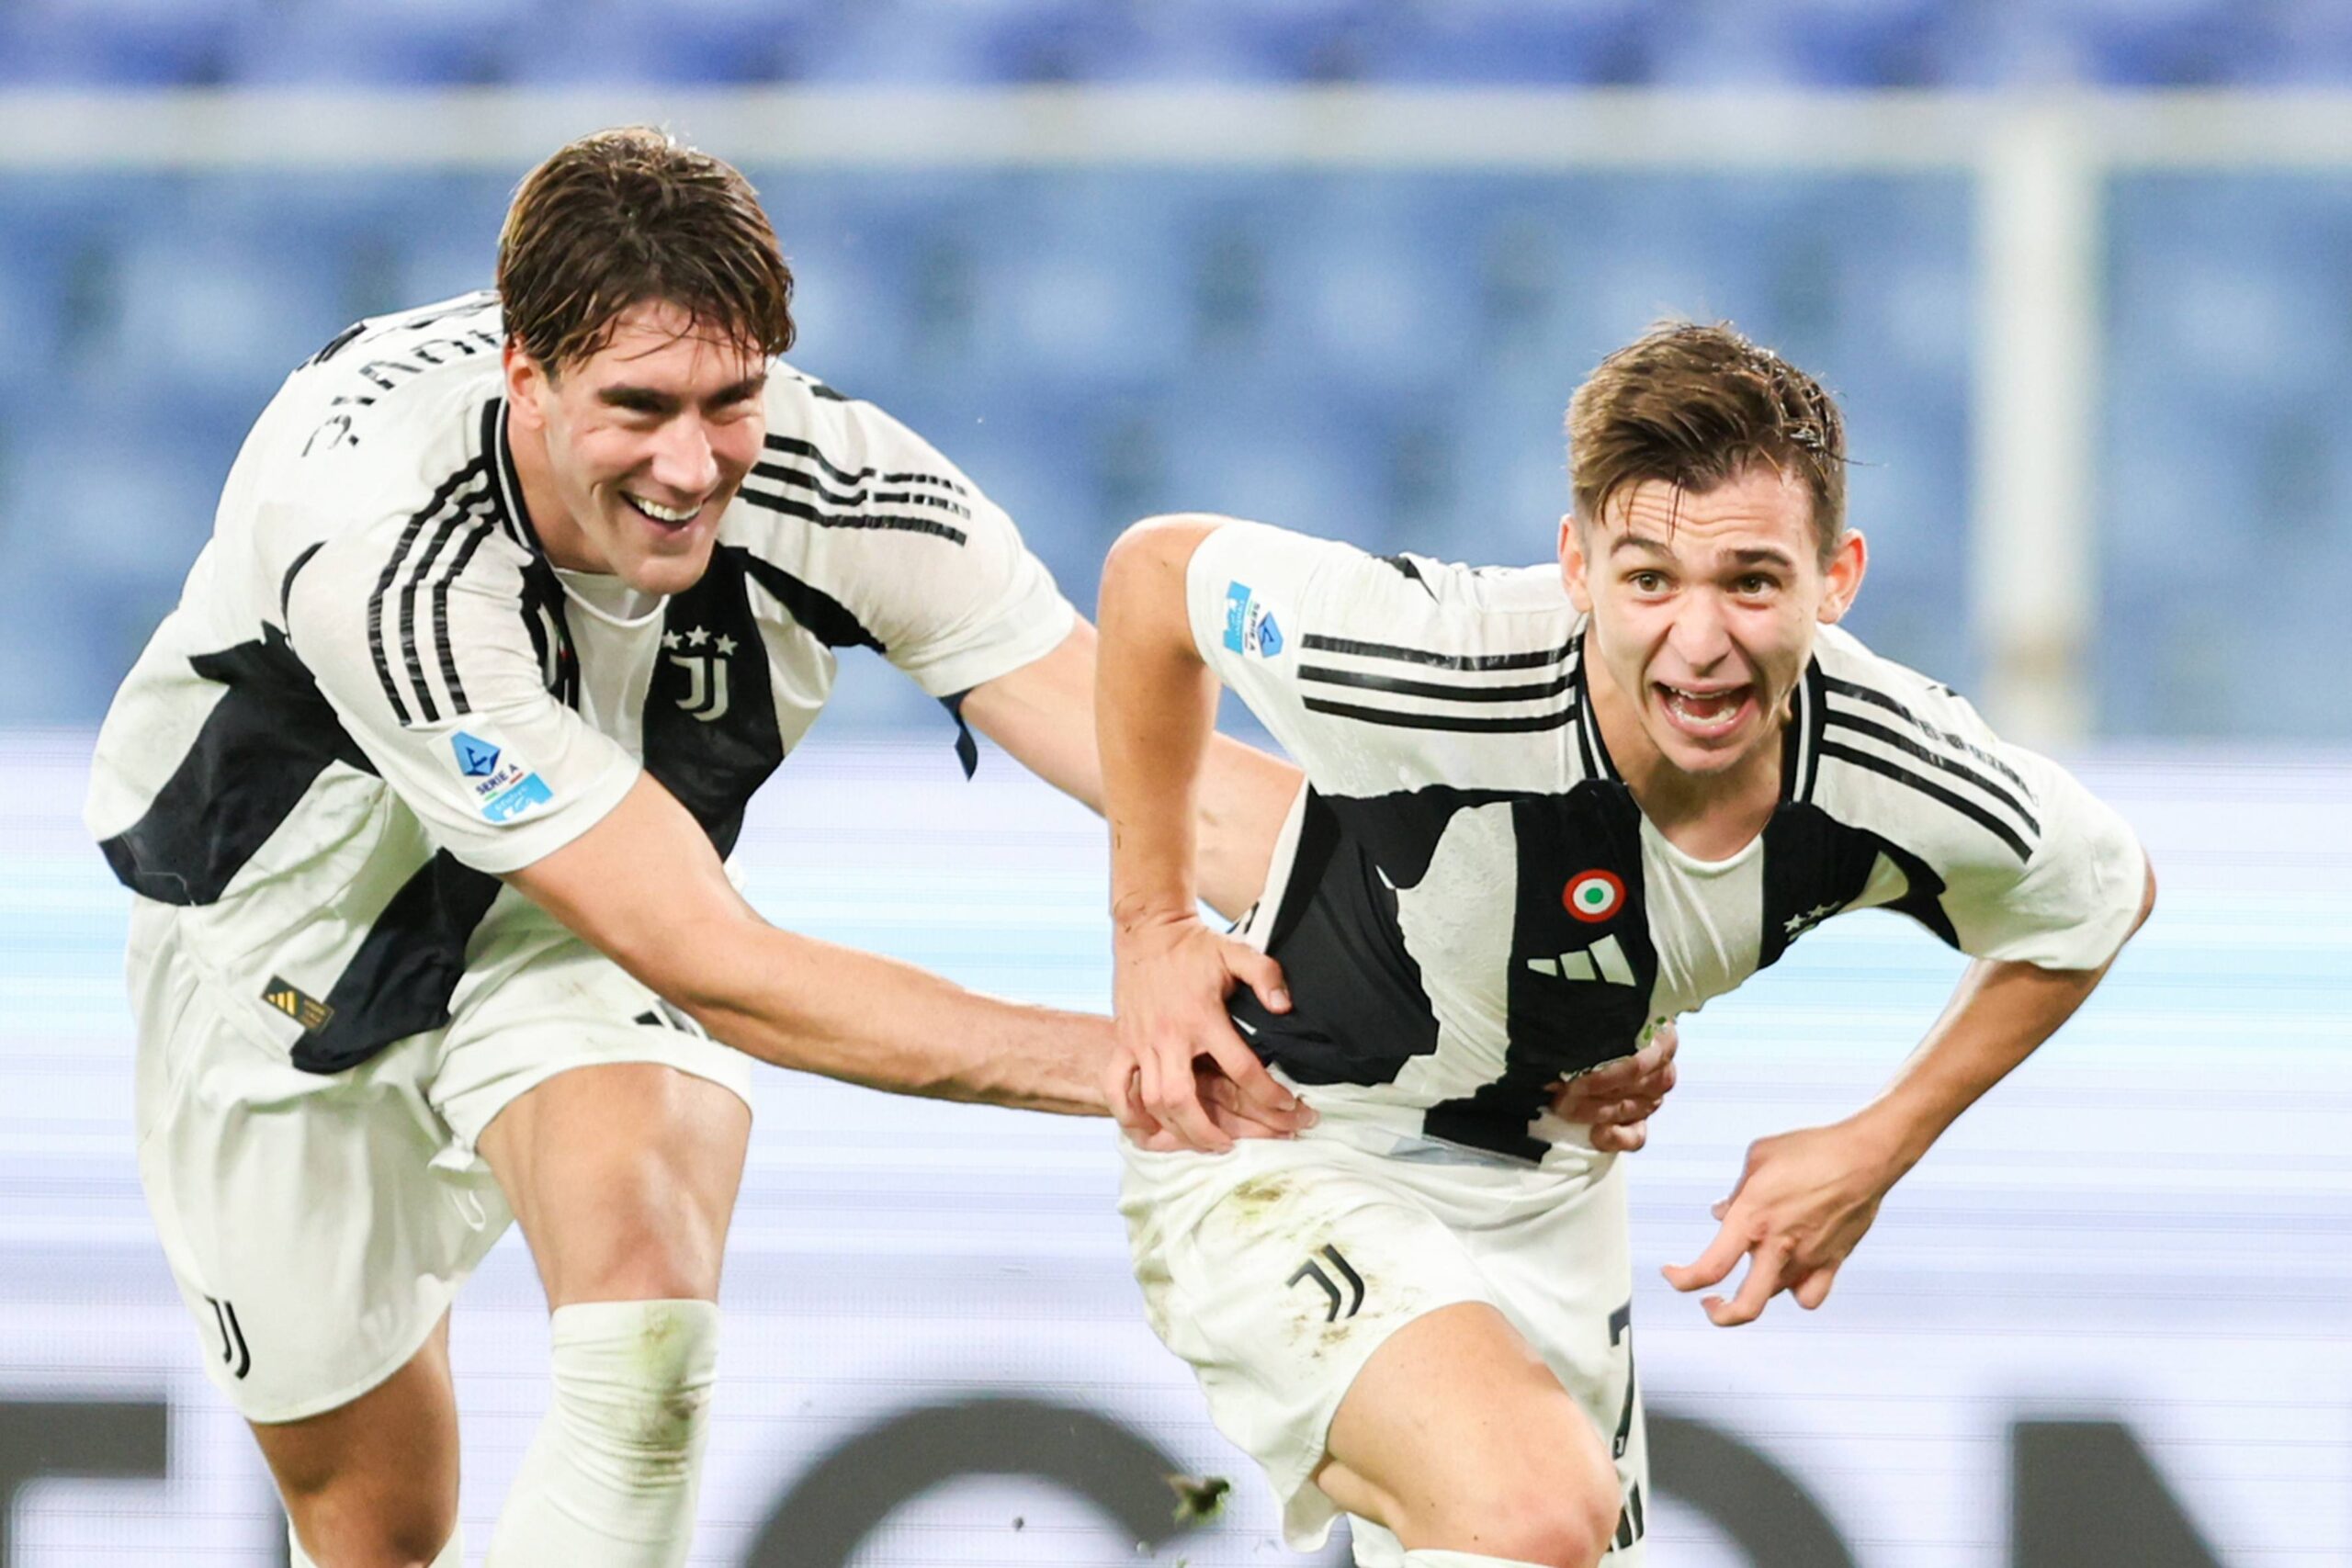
[97,625,377,907]
[291,852,503,1074]
[368,461,488,726]
[1227,788,1486,1090]
[1752,804,1899,971]
[641,547,791,858]
[429,515,497,716]
[514,552,579,708]
[1796,660,1829,801]
[394,497,483,725]
[1423,781,1657,1161]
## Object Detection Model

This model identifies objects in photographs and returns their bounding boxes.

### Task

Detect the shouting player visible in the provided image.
[1098,322,2155,1568]
[81,128,1338,1568]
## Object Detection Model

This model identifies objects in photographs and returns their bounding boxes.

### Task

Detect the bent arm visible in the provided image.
[505,772,1108,1114]
[1093,515,1231,933]
[957,614,1301,921]
[1853,856,2161,1179]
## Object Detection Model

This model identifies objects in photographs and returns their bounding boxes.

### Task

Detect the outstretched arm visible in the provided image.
[508,772,1115,1111]
[1665,858,2159,1325]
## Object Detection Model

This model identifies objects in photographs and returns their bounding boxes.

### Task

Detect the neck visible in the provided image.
[505,411,601,573]
[1582,629,1784,857]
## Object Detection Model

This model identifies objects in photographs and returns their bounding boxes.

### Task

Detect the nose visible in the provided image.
[648,415,721,498]
[1666,589,1733,671]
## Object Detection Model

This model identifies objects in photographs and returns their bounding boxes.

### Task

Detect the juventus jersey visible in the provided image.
[86,291,1073,1073]
[1190,522,2145,1167]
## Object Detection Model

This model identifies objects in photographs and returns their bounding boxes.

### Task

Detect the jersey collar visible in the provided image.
[485,399,547,558]
[1571,619,1826,807]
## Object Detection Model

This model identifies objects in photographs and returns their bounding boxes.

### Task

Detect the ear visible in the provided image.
[1816,528,1868,625]
[1559,513,1595,615]
[503,340,551,431]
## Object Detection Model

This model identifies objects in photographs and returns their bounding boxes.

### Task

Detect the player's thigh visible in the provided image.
[133,924,509,1427]
[476,1056,751,1306]
[251,1314,459,1554]
[1123,1138,1583,1551]
[1316,1299,1617,1548]
[438,939,753,1307]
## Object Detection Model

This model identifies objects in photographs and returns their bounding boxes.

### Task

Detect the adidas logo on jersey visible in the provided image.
[261,976,334,1032]
[1526,934,1637,987]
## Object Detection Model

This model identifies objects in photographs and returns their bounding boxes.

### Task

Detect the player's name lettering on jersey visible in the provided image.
[302,295,504,457]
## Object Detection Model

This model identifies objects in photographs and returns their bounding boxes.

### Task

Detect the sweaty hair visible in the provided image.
[1566,321,1847,559]
[496,126,796,372]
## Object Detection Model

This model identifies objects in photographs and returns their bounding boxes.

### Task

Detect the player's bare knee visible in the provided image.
[1411,1450,1620,1568]
[287,1494,458,1568]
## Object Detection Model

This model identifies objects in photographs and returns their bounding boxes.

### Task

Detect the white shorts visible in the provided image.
[128,899,753,1424]
[1120,1132,1648,1566]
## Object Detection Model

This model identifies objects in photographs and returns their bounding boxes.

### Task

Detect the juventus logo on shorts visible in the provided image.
[1286,1244,1366,1323]
[205,1295,252,1380]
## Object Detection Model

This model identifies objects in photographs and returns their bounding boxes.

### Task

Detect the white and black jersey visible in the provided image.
[1190,522,2145,1168]
[86,291,1072,1075]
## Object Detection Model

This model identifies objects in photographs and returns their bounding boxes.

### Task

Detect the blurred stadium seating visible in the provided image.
[0,0,2337,89]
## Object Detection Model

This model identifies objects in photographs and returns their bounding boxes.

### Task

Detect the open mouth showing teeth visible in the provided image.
[1657,683,1751,734]
[626,494,700,527]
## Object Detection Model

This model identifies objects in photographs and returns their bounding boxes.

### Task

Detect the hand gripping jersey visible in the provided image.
[1190,522,2145,1168]
[86,291,1072,1074]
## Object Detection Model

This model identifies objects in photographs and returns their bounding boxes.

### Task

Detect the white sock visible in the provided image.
[288,1518,462,1566]
[484,1299,720,1568]
[1401,1552,1552,1567]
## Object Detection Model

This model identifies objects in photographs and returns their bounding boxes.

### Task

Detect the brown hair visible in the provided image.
[1566,321,1847,559]
[496,126,796,372]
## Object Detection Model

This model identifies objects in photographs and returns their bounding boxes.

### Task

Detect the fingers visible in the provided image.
[1704,1238,1793,1327]
[1227,946,1292,1014]
[1588,1119,1648,1153]
[1102,1047,1159,1143]
[1660,1216,1748,1295]
[1131,1030,1232,1154]
[1792,1264,1839,1311]
[1198,1070,1317,1140]
[1195,1024,1304,1124]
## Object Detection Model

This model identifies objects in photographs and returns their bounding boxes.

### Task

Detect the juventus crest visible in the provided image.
[663,624,737,723]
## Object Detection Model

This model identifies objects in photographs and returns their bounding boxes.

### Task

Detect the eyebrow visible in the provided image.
[596,373,768,412]
[1607,535,1796,570]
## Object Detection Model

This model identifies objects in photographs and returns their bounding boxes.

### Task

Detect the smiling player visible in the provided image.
[1097,321,2155,1568]
[84,127,1331,1568]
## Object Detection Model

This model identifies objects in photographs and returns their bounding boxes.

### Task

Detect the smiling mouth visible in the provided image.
[1655,682,1753,738]
[624,492,703,531]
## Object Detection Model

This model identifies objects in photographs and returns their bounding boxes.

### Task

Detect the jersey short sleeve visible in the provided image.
[284,513,640,877]
[1183,519,1380,763]
[772,385,1075,699]
[1936,739,2145,970]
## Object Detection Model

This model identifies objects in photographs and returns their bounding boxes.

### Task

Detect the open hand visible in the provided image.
[1660,1116,1904,1325]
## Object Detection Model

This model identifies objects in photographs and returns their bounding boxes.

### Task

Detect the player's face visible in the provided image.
[1561,466,1866,781]
[504,299,768,597]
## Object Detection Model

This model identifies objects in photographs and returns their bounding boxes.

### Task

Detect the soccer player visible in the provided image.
[82,128,1339,1568]
[1096,322,2155,1568]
